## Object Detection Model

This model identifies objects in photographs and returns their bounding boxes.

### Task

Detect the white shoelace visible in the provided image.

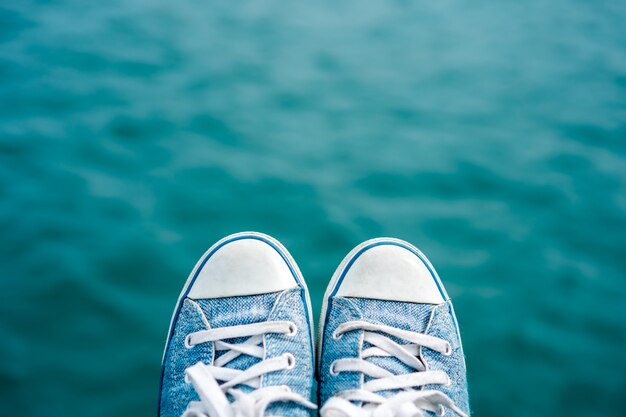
[182,320,316,417]
[321,320,467,417]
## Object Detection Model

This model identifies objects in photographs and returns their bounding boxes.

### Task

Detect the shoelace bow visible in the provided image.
[182,321,316,417]
[321,320,467,417]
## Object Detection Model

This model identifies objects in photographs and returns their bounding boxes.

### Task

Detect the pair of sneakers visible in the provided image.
[159,232,469,417]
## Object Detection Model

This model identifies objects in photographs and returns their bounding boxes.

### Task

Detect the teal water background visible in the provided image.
[1,1,626,416]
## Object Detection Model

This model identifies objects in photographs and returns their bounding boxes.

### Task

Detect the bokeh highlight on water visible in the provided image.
[1,1,625,416]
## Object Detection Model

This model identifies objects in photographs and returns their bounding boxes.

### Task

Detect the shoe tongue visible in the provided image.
[195,292,281,392]
[347,298,436,398]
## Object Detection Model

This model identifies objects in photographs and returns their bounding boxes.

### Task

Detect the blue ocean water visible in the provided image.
[1,1,625,416]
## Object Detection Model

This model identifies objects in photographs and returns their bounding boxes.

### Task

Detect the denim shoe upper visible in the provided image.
[318,239,470,417]
[159,233,315,417]
[319,297,469,416]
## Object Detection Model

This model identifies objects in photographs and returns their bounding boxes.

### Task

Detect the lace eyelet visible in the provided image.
[332,329,343,340]
[285,353,296,370]
[445,376,452,387]
[184,335,194,349]
[437,405,446,416]
[329,361,339,376]
[286,322,298,337]
[443,342,452,356]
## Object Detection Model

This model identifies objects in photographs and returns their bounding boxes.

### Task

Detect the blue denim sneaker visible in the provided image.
[317,238,470,417]
[159,232,316,417]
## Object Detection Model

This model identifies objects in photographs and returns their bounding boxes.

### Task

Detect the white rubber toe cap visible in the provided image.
[335,241,446,304]
[187,237,299,299]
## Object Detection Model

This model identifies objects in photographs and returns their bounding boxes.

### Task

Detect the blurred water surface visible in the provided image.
[1,0,626,416]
